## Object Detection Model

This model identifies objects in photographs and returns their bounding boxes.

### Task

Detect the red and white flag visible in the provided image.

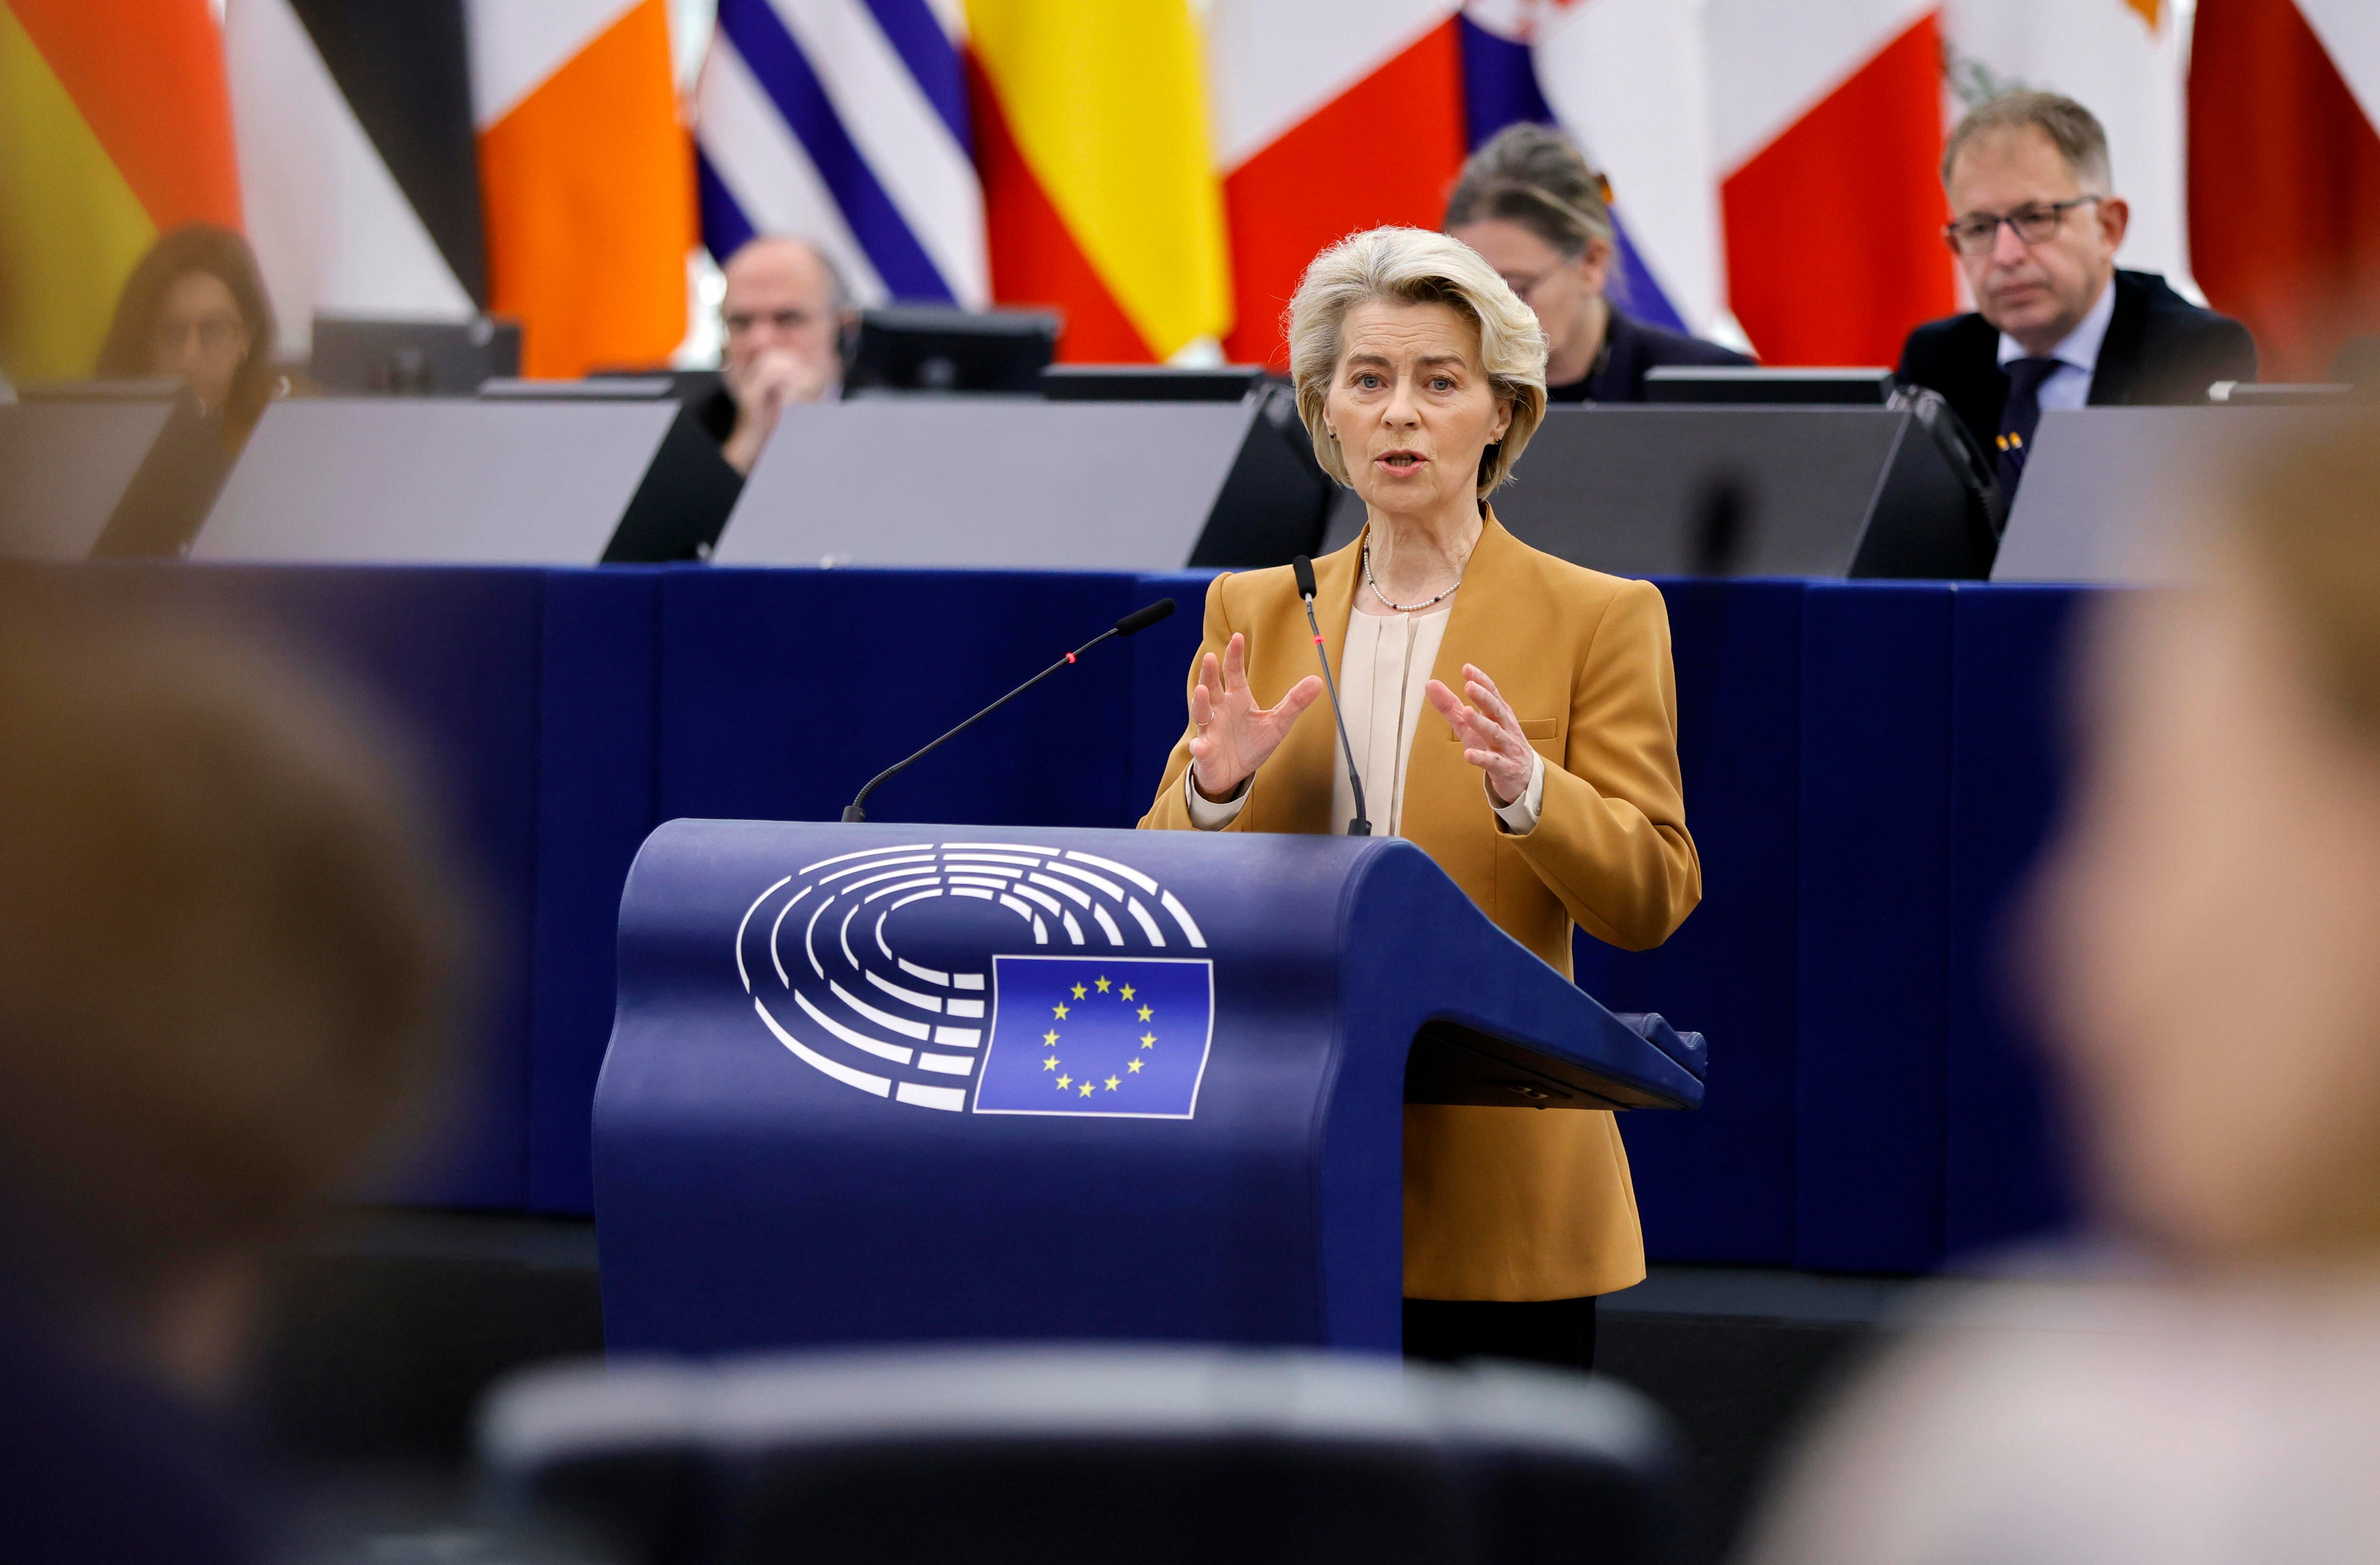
[2190,0,2380,379]
[1706,0,1955,367]
[1204,0,1465,367]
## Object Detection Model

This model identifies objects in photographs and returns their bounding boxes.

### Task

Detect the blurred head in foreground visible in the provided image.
[95,224,280,444]
[1742,419,2380,1565]
[2037,415,2380,1265]
[0,598,457,1392]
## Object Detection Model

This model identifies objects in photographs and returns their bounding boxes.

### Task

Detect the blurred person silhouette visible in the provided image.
[0,596,459,1564]
[1741,418,2380,1564]
[94,224,285,450]
[702,236,853,475]
[1446,123,1749,403]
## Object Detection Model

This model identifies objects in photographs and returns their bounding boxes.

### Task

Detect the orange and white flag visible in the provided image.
[467,0,693,378]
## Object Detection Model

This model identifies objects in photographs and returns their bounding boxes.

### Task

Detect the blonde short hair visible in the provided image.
[1286,226,1548,497]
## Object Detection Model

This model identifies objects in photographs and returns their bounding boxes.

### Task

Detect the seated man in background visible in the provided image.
[1898,92,2255,498]
[0,598,458,1563]
[703,235,853,475]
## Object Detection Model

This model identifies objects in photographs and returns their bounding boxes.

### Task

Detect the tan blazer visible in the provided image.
[1139,512,1701,1300]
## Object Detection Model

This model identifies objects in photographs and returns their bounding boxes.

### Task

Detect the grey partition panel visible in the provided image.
[715,399,1286,570]
[1994,408,2321,583]
[194,398,680,565]
[1323,406,1980,578]
[0,397,223,559]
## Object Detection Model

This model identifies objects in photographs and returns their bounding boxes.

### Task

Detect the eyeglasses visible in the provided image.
[1943,196,2102,257]
[723,306,817,338]
[1497,264,1568,301]
[151,316,244,355]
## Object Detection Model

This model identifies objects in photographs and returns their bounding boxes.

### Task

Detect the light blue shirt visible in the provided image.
[1996,276,2117,413]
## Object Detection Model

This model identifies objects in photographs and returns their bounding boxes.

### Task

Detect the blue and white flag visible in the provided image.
[695,0,988,308]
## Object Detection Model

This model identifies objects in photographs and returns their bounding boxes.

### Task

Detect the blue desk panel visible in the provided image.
[1127,570,1222,811]
[655,568,1142,831]
[1946,585,2086,1259]
[1575,579,1804,1267]
[1794,584,1955,1273]
[528,569,664,1213]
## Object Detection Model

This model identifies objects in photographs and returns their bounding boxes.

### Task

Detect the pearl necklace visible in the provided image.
[1362,540,1463,613]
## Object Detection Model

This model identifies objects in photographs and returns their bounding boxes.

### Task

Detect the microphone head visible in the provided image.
[1113,598,1177,638]
[1292,555,1317,599]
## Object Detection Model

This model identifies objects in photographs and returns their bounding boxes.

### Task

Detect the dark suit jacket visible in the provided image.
[1897,268,2259,455]
[1547,306,1753,403]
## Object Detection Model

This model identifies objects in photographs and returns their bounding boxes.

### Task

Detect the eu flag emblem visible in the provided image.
[973,956,1215,1118]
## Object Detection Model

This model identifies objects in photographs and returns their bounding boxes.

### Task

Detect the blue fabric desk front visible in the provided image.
[13,563,2086,1272]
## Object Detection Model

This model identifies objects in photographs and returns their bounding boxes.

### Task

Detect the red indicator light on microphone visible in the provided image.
[1313,634,1323,646]
[1065,652,1076,663]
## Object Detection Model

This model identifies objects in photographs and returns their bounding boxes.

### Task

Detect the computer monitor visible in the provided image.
[311,314,522,395]
[1040,364,1268,402]
[847,307,1059,394]
[1645,366,1896,405]
[475,378,744,562]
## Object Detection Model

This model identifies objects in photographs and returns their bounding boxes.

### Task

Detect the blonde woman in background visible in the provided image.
[1446,123,1748,404]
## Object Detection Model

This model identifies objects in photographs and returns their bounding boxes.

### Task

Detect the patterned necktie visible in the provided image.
[1995,355,2062,497]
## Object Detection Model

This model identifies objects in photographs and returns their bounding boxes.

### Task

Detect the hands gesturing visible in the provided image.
[1426,663,1535,807]
[1188,632,1322,801]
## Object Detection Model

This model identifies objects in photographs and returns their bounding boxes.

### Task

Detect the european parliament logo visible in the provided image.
[975,957,1216,1119]
[734,840,1214,1116]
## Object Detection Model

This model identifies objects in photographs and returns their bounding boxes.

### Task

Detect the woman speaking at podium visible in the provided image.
[1140,227,1701,1372]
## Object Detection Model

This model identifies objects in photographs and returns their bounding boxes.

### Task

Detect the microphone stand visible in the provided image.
[842,600,1174,823]
[1292,555,1369,837]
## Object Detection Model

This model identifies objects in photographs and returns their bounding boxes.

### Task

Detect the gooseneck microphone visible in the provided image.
[1292,555,1369,837]
[842,598,1177,823]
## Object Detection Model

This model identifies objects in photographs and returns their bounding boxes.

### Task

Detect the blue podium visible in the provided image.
[595,822,1706,1356]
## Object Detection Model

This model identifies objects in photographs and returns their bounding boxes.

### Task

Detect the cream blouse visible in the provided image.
[1186,598,1545,836]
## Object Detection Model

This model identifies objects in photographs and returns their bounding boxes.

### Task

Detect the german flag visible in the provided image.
[0,0,242,385]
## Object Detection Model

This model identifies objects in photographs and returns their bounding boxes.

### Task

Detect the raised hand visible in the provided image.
[721,349,831,474]
[1426,663,1535,807]
[1189,632,1323,800]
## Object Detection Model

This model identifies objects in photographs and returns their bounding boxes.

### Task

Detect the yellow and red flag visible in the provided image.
[0,0,242,384]
[468,0,694,379]
[965,0,1231,362]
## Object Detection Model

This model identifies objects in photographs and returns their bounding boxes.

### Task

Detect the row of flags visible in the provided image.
[4,0,2378,387]
[6,0,692,382]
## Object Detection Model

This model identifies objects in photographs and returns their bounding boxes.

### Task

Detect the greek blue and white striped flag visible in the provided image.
[695,0,988,308]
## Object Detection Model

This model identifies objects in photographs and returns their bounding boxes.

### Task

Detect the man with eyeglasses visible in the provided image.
[700,236,855,476]
[1897,92,2255,498]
